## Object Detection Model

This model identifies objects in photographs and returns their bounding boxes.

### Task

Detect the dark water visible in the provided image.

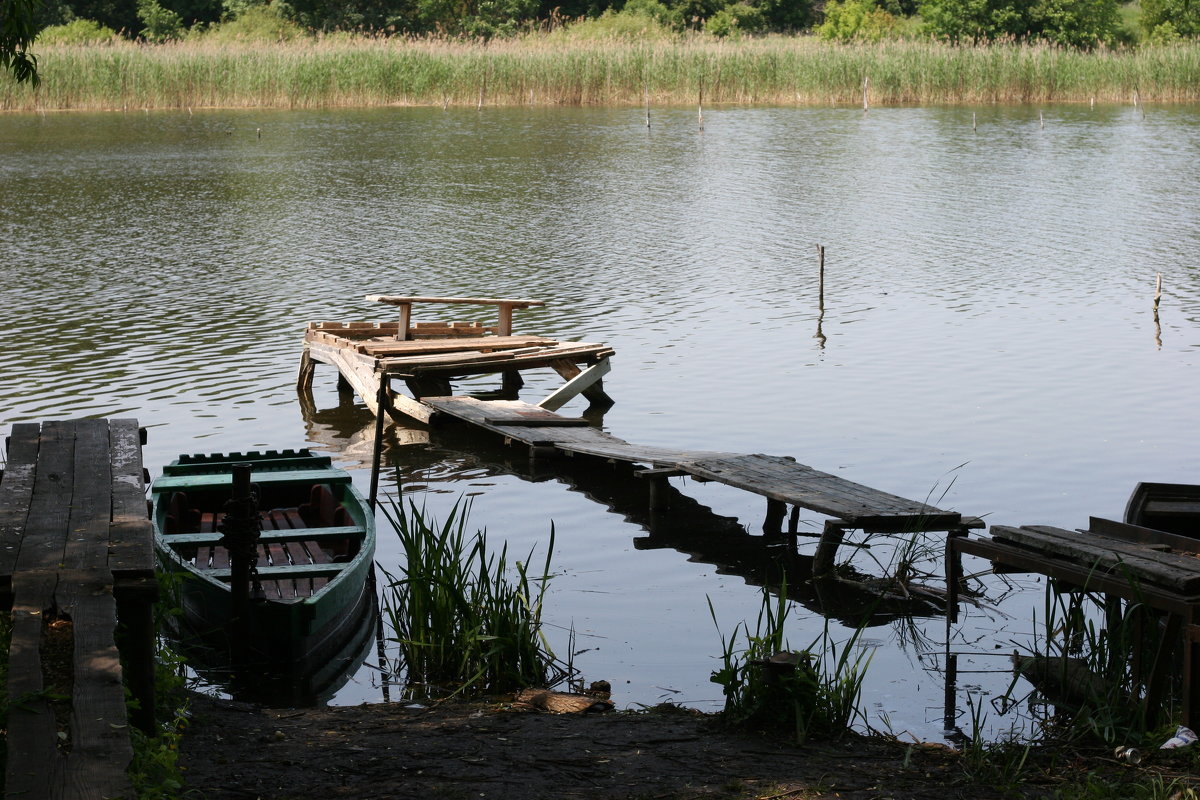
[2,104,1199,741]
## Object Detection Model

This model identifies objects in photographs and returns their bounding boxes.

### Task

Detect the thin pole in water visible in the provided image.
[816,243,826,312]
[862,75,869,111]
[972,112,977,132]
[369,375,388,512]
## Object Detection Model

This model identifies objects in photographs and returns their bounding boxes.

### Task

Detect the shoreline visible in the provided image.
[4,37,1200,112]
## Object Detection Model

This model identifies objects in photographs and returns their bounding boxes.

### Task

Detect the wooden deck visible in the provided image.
[0,419,157,800]
[423,397,976,542]
[301,295,978,578]
[297,296,615,420]
[951,516,1200,727]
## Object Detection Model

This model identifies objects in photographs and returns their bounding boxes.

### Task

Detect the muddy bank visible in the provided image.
[177,692,1051,799]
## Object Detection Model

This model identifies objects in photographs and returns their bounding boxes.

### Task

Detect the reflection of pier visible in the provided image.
[298,295,981,580]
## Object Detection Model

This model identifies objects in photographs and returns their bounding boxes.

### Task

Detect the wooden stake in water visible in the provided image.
[645,84,651,129]
[816,243,826,312]
[1154,272,1163,348]
[1039,111,1044,129]
[862,76,869,111]
[972,112,977,132]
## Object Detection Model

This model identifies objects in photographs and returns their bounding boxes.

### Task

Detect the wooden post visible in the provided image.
[223,464,258,663]
[497,303,514,337]
[862,75,869,111]
[816,243,825,312]
[369,375,388,512]
[397,303,412,341]
[813,521,847,576]
[763,499,787,535]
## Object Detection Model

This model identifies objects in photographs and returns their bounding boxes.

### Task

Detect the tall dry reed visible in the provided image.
[4,35,1200,111]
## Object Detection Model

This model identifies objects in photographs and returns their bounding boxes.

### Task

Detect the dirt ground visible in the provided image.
[176,692,1074,800]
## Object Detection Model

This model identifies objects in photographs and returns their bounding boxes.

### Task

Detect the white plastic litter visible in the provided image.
[1160,726,1198,749]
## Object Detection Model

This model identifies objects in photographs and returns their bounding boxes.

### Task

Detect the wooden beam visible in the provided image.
[367,295,545,308]
[538,357,612,412]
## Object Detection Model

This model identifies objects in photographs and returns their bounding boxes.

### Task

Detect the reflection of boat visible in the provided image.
[1125,482,1200,537]
[170,578,378,706]
[151,450,377,673]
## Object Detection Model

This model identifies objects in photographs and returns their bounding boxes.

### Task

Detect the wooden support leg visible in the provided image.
[336,372,353,394]
[763,499,787,536]
[1145,612,1184,729]
[296,348,316,390]
[813,521,848,577]
[1183,612,1200,729]
[945,527,967,625]
[116,582,157,734]
[404,376,453,400]
[501,370,524,398]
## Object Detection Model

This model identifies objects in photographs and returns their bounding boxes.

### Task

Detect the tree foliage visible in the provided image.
[1141,0,1200,39]
[2,0,40,83]
[920,0,1120,46]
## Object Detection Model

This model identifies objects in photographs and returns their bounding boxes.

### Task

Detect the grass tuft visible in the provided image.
[378,498,567,698]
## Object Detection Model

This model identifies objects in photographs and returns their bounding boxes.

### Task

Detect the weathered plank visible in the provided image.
[682,454,961,531]
[360,335,556,357]
[989,525,1200,593]
[366,295,545,308]
[0,422,41,598]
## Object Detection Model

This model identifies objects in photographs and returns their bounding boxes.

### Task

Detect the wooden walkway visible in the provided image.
[952,516,1200,727]
[0,419,157,800]
[300,295,979,575]
[422,397,979,571]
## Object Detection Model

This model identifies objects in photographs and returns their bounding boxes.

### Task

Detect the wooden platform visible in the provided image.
[951,516,1200,726]
[297,296,615,419]
[423,397,979,573]
[0,419,157,800]
[300,295,978,577]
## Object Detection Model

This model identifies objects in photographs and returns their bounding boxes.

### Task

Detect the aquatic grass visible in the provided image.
[4,35,1200,110]
[709,585,872,742]
[378,498,566,698]
[1005,571,1172,747]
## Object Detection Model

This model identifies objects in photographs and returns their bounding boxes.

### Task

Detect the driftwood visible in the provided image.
[512,688,614,714]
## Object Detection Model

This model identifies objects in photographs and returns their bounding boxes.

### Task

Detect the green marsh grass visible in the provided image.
[709,586,872,742]
[5,35,1200,110]
[378,499,567,698]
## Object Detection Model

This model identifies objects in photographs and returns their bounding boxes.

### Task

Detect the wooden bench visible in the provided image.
[951,516,1200,726]
[0,419,157,800]
[365,295,545,340]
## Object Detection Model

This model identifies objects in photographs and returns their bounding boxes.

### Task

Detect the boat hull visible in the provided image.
[151,449,377,668]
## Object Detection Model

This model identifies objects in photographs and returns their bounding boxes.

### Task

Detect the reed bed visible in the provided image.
[4,35,1200,111]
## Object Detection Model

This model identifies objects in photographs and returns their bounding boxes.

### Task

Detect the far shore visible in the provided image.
[4,36,1200,112]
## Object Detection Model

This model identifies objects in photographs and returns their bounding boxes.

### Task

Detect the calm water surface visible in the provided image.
[2,104,1199,742]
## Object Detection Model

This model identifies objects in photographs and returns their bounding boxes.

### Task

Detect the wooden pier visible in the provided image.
[0,419,157,800]
[299,296,981,574]
[952,517,1200,727]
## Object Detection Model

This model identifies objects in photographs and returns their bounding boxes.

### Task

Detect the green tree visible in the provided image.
[919,0,1028,42]
[138,0,184,39]
[818,0,896,40]
[2,0,39,83]
[1029,0,1118,47]
[1141,0,1200,38]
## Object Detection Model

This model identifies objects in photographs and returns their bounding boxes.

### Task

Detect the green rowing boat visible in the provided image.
[151,449,376,672]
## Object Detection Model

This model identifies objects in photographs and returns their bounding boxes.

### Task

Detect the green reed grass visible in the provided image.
[378,499,565,698]
[4,35,1200,111]
[709,586,872,742]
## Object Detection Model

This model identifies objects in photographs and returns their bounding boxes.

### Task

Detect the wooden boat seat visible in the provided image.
[162,487,357,597]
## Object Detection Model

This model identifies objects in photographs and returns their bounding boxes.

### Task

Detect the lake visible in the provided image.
[2,103,1198,743]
